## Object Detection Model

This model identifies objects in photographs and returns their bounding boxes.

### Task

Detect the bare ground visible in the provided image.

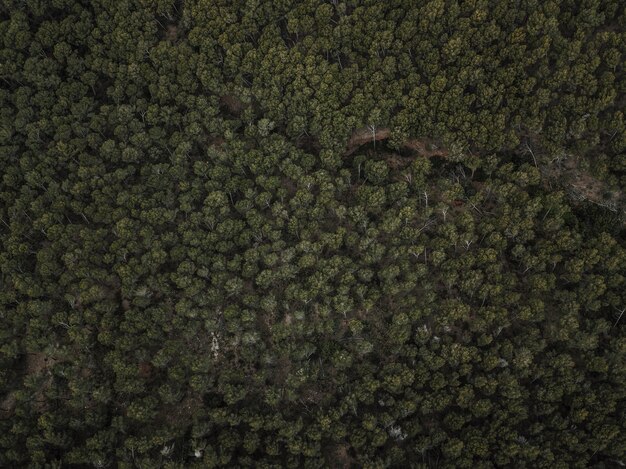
[1,352,59,418]
[344,127,448,158]
[344,127,391,156]
[548,156,623,213]
[220,95,245,116]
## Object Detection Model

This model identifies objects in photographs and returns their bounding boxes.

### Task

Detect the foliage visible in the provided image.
[0,0,625,467]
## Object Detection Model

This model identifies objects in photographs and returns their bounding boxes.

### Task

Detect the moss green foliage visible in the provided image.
[1,0,625,467]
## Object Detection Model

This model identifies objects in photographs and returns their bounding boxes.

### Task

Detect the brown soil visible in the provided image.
[385,153,412,170]
[220,95,245,116]
[138,361,154,379]
[404,137,449,158]
[27,352,58,413]
[210,136,225,148]
[324,443,354,469]
[344,127,448,158]
[272,355,292,386]
[163,392,204,429]
[0,392,17,418]
[166,24,178,42]
[26,352,57,375]
[344,127,391,156]
[281,176,298,196]
[341,126,622,216]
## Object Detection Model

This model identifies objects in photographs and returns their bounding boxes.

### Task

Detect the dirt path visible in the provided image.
[403,137,449,158]
[344,127,448,158]
[344,127,391,155]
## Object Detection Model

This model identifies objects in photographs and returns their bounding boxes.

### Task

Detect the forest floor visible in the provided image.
[561,157,623,214]
[0,352,56,418]
[538,152,624,217]
[346,126,623,220]
[344,127,448,158]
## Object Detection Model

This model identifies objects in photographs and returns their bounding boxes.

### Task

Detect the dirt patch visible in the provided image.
[345,127,391,156]
[210,136,225,148]
[385,153,410,170]
[554,156,623,213]
[138,361,154,379]
[344,127,448,158]
[1,348,70,419]
[324,442,354,469]
[166,24,178,42]
[271,355,292,386]
[404,138,449,158]
[299,383,326,405]
[26,352,57,375]
[0,392,17,418]
[219,95,245,116]
[163,392,204,430]
[281,177,297,196]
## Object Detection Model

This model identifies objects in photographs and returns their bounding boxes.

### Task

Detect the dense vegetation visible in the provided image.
[1,0,625,467]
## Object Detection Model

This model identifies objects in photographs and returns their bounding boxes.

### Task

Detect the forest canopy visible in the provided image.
[1,0,625,467]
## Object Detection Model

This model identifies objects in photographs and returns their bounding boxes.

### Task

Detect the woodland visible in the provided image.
[0,0,625,467]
